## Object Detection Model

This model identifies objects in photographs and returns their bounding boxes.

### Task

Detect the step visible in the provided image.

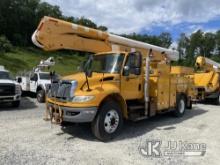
[128,112,148,122]
[128,105,145,111]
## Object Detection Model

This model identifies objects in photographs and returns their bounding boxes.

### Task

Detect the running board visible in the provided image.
[128,105,145,111]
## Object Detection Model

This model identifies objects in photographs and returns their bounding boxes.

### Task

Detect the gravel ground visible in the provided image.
[0,97,220,165]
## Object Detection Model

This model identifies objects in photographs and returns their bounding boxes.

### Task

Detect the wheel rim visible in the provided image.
[104,110,119,134]
[179,99,185,113]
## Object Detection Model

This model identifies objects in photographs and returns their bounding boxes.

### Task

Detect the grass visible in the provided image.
[0,47,86,76]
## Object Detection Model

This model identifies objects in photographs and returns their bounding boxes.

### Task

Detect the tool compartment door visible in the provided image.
[156,64,170,110]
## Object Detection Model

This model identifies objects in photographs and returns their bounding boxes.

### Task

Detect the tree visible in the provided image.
[76,17,97,29]
[98,26,108,31]
[215,30,220,56]
[177,33,190,60]
[0,35,13,52]
[203,32,216,57]
[122,32,172,48]
[159,32,172,48]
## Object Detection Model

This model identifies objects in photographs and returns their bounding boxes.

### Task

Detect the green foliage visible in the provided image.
[0,47,85,76]
[177,30,220,66]
[122,32,172,48]
[0,0,219,68]
[0,35,13,52]
[98,26,108,31]
[0,0,107,47]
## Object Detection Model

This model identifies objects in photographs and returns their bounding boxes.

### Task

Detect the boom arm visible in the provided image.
[195,56,220,72]
[32,16,179,61]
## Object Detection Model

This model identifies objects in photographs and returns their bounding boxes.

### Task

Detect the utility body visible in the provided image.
[17,57,56,103]
[0,66,21,107]
[193,56,220,104]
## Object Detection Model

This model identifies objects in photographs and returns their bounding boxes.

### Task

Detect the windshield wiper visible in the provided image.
[83,55,93,91]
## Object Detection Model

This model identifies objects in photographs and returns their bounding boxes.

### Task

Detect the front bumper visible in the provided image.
[0,94,21,102]
[47,102,97,123]
[206,91,220,99]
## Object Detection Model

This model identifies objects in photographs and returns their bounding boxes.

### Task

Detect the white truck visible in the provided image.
[0,66,21,107]
[17,57,57,103]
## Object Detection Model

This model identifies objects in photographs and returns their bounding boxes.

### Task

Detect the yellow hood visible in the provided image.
[62,72,119,91]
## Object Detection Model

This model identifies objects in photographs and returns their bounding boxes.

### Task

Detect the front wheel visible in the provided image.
[37,89,45,103]
[173,94,186,117]
[91,101,123,141]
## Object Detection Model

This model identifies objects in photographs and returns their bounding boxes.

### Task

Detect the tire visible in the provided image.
[173,94,186,117]
[12,101,20,108]
[214,94,220,105]
[37,89,45,103]
[187,100,192,109]
[91,101,123,141]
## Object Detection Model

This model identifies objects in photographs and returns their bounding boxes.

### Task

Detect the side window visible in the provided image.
[30,73,38,81]
[125,52,142,75]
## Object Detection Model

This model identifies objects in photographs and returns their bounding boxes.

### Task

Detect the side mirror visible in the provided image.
[17,77,22,83]
[123,66,130,76]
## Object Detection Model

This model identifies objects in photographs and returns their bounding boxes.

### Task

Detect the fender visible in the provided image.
[96,84,128,119]
[36,84,45,92]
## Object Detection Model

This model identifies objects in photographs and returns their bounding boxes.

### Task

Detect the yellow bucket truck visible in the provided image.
[32,16,197,141]
[193,56,220,104]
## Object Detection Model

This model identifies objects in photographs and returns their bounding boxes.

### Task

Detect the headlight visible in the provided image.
[15,85,21,94]
[72,96,95,102]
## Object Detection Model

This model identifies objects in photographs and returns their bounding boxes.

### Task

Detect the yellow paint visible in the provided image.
[193,56,220,96]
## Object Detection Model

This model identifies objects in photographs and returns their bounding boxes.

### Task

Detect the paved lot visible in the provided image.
[0,97,219,165]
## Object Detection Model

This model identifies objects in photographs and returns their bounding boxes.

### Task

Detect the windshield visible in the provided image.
[39,73,51,80]
[89,53,124,74]
[0,71,11,79]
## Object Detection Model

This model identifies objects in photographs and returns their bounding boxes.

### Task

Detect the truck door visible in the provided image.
[30,73,38,93]
[121,52,143,100]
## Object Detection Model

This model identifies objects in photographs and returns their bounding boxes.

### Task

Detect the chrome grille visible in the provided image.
[0,84,15,96]
[48,80,77,100]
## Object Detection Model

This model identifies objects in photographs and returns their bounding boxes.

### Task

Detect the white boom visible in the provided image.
[204,57,220,69]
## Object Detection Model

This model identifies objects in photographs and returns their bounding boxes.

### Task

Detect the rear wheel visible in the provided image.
[37,89,45,103]
[91,101,123,141]
[12,101,20,108]
[214,94,220,105]
[187,100,192,109]
[173,94,186,117]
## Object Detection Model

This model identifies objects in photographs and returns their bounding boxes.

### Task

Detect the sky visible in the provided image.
[43,0,220,43]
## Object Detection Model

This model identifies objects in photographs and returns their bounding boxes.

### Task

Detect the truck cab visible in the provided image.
[18,71,54,103]
[17,57,57,103]
[0,66,21,107]
[30,71,53,102]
